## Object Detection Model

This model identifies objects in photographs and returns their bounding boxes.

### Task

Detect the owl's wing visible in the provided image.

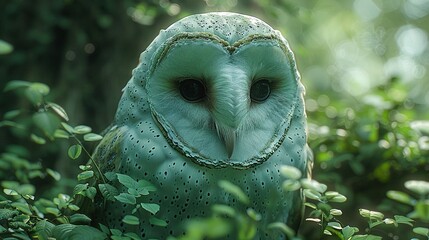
[91,125,127,174]
[75,125,126,215]
[286,144,314,232]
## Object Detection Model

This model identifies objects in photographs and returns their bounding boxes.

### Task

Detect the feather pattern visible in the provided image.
[93,12,312,239]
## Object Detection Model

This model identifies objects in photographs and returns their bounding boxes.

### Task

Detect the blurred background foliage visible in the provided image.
[0,0,428,239]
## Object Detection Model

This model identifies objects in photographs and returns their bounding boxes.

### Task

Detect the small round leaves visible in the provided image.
[179,79,206,102]
[250,80,271,102]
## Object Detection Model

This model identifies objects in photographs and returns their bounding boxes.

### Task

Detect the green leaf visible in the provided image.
[98,183,119,201]
[124,232,142,240]
[383,218,395,225]
[211,204,236,217]
[184,217,231,238]
[325,191,347,203]
[52,224,74,239]
[0,40,13,54]
[4,109,21,119]
[68,204,80,211]
[85,186,97,200]
[218,180,249,205]
[303,189,322,201]
[47,168,61,181]
[53,194,71,209]
[282,179,301,192]
[98,223,110,234]
[25,87,43,105]
[415,200,429,221]
[122,215,140,225]
[4,80,31,92]
[74,125,92,134]
[413,227,429,237]
[104,171,117,181]
[52,224,107,240]
[305,202,317,210]
[247,208,261,221]
[404,180,429,195]
[16,184,35,196]
[141,203,160,215]
[317,202,332,215]
[394,215,414,226]
[69,213,91,224]
[280,165,302,180]
[2,181,19,190]
[79,165,92,171]
[46,102,69,121]
[114,193,136,205]
[61,122,75,133]
[0,120,24,129]
[29,82,50,95]
[77,171,94,181]
[267,222,295,237]
[300,178,327,193]
[54,129,70,139]
[71,226,107,240]
[31,134,47,144]
[83,133,103,142]
[411,120,429,135]
[34,219,55,239]
[3,188,19,196]
[117,173,139,189]
[328,221,342,230]
[45,207,61,216]
[330,208,343,216]
[110,228,123,236]
[342,226,358,239]
[34,198,56,209]
[68,145,82,159]
[9,221,31,230]
[359,209,384,221]
[386,190,414,205]
[351,234,382,240]
[0,209,19,220]
[117,173,156,196]
[73,183,88,195]
[149,216,167,227]
[24,83,50,105]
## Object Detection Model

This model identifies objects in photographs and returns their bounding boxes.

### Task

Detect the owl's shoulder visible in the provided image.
[93,125,128,173]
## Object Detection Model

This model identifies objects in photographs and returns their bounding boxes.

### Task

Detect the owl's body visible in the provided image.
[94,12,311,239]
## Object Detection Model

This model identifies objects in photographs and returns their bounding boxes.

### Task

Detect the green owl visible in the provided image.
[92,12,312,239]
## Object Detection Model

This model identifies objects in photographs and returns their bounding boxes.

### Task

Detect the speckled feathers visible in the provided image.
[94,12,311,239]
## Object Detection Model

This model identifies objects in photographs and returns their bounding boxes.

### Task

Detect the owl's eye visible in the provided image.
[250,80,271,102]
[179,79,206,102]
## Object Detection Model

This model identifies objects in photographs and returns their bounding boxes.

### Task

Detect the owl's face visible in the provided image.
[118,12,304,169]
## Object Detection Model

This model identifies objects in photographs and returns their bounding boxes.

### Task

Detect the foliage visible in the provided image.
[304,77,429,239]
[0,80,107,239]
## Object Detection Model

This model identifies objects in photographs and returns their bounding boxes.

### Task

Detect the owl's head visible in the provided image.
[116,12,306,169]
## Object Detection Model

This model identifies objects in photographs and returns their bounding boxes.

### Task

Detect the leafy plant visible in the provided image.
[0,81,107,239]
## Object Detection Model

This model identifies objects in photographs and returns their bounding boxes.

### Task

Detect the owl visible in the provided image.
[93,12,311,239]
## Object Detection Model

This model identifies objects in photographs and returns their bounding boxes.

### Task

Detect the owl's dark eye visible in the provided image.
[250,80,271,102]
[179,79,206,102]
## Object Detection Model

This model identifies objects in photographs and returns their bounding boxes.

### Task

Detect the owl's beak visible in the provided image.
[223,130,236,158]
[214,123,238,158]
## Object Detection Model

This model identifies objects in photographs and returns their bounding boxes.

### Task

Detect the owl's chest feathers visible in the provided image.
[118,122,299,221]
